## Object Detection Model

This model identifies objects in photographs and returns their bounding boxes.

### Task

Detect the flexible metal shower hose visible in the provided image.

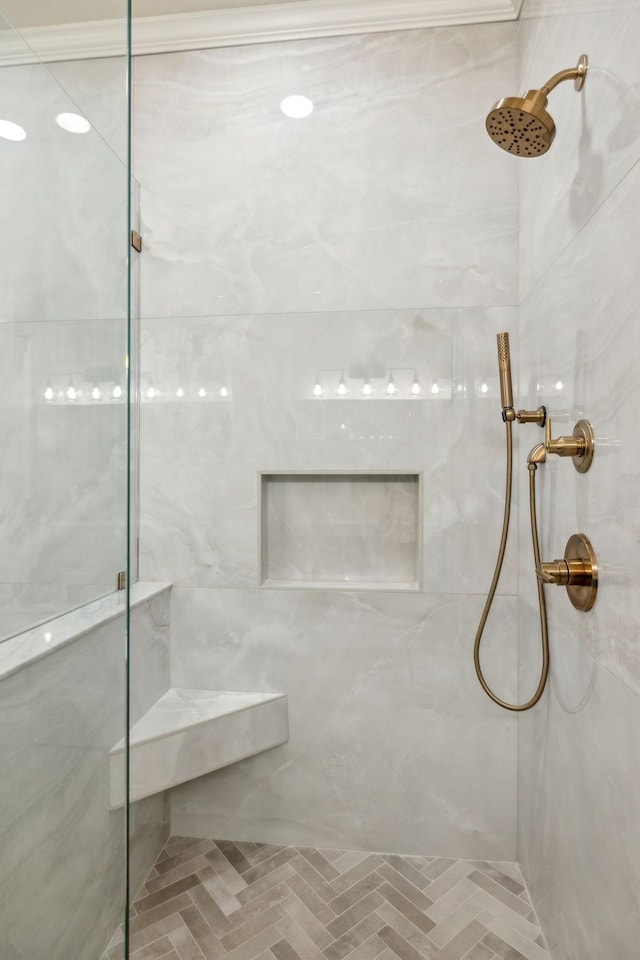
[473,420,550,712]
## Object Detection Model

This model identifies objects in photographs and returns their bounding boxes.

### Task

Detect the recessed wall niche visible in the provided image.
[260,472,422,591]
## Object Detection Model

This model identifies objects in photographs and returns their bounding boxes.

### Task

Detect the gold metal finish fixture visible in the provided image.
[565,532,598,611]
[571,419,595,473]
[473,422,551,712]
[515,407,546,425]
[473,333,551,713]
[502,406,547,425]
[545,415,595,472]
[117,570,126,591]
[486,54,588,157]
[131,230,142,252]
[536,533,598,611]
[475,333,597,709]
[496,334,546,426]
[496,331,514,413]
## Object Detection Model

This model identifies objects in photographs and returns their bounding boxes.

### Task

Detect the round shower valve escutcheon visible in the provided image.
[536,534,598,611]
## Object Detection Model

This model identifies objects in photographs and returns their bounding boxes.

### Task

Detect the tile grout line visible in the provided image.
[107,840,551,960]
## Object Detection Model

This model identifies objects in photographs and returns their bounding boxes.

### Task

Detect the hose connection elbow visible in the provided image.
[528,442,547,466]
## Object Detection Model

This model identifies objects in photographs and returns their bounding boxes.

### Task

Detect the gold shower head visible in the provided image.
[486,54,588,157]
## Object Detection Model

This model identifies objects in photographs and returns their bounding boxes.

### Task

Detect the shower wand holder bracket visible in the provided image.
[545,417,595,472]
[501,405,546,426]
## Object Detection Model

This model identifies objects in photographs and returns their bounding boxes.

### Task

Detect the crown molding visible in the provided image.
[1,0,522,65]
[521,0,633,15]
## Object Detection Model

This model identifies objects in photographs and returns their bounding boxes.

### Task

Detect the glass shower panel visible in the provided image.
[0,6,132,959]
[0,12,131,642]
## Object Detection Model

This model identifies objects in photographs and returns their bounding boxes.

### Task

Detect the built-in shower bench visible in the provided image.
[109,688,289,808]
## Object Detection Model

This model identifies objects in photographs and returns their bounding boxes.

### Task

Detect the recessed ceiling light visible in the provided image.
[56,112,91,134]
[0,119,26,141]
[280,95,314,119]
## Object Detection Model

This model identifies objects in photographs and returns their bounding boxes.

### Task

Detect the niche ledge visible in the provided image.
[110,688,288,808]
[261,578,420,593]
[260,471,422,592]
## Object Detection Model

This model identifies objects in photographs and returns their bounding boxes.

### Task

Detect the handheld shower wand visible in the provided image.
[496,333,545,426]
[496,331,514,419]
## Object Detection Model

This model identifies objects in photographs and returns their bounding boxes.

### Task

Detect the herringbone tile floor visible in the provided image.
[103,838,551,960]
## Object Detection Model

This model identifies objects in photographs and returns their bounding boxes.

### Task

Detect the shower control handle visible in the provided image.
[536,534,598,612]
[536,558,592,587]
[544,416,595,472]
[544,416,582,456]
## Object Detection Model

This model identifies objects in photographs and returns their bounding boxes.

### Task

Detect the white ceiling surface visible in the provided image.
[0,0,523,61]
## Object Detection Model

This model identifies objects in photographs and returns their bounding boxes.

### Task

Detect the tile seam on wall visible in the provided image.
[519,151,640,308]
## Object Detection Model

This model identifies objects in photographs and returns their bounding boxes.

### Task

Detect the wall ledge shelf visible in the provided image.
[261,578,420,592]
[110,688,289,808]
[0,581,171,683]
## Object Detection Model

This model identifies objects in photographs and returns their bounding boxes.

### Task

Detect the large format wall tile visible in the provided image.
[0,48,133,640]
[139,307,518,597]
[518,0,640,298]
[0,62,128,325]
[135,22,520,865]
[517,5,640,957]
[519,159,640,698]
[140,310,452,591]
[0,318,128,639]
[130,586,171,726]
[169,587,518,859]
[518,604,640,959]
[0,598,169,960]
[134,23,517,318]
[48,57,129,165]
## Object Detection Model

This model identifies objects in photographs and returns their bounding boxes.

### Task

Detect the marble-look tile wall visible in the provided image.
[0,318,129,640]
[135,22,522,858]
[261,473,422,588]
[0,58,128,325]
[169,588,518,857]
[518,0,640,301]
[517,2,640,956]
[138,309,519,598]
[134,26,518,318]
[0,42,131,639]
[0,592,170,960]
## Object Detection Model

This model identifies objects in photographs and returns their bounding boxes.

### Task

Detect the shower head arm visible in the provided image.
[541,68,579,94]
[541,54,588,95]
